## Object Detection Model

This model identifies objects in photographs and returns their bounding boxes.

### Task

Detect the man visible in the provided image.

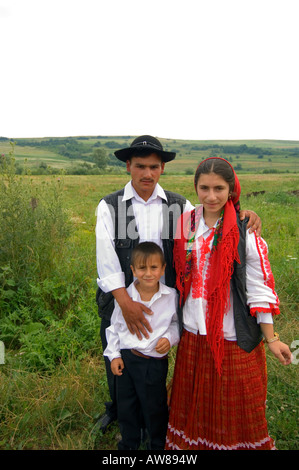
[95,135,261,433]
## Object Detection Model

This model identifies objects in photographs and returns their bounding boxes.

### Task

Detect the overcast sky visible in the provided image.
[1,0,298,140]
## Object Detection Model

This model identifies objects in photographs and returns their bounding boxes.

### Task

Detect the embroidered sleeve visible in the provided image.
[245,231,280,317]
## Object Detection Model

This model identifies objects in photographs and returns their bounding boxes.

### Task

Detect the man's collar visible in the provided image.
[123,181,167,203]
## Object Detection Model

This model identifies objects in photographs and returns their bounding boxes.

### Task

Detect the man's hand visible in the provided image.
[111,357,124,376]
[239,210,262,236]
[155,337,170,355]
[112,288,153,340]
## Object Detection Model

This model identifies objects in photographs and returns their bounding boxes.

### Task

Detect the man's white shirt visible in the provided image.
[96,181,193,293]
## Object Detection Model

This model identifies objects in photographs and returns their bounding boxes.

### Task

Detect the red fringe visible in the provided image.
[205,223,240,376]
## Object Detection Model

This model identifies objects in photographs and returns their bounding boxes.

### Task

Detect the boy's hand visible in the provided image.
[155,337,170,355]
[111,357,124,376]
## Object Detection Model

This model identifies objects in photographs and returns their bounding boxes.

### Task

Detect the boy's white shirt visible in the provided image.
[104,280,180,362]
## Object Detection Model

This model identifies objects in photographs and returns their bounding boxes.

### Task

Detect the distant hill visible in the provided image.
[0,135,298,174]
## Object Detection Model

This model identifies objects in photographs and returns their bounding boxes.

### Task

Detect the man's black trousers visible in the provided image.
[100,317,118,420]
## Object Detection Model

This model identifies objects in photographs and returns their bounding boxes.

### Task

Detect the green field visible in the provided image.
[1,135,298,174]
[0,164,298,450]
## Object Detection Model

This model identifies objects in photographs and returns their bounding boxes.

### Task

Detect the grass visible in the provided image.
[0,357,108,450]
[0,172,298,450]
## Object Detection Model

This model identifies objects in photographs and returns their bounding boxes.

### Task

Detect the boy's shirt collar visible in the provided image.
[131,280,171,306]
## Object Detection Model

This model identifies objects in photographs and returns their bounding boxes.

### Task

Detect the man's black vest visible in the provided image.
[96,188,186,320]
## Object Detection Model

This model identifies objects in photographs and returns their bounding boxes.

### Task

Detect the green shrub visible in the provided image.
[0,149,72,295]
[0,144,100,370]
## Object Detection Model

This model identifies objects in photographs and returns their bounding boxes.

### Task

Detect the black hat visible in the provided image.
[114,135,176,163]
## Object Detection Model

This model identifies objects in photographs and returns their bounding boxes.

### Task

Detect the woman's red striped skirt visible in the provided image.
[165,330,275,450]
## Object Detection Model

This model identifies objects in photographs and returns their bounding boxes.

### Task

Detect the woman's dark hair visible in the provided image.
[194,158,235,194]
[131,242,165,267]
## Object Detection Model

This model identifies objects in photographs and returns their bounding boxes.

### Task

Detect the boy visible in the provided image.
[104,242,179,450]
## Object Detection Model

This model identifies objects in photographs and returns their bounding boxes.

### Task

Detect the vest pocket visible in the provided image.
[115,239,133,249]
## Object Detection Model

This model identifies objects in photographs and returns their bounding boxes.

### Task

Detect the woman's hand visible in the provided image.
[267,341,292,365]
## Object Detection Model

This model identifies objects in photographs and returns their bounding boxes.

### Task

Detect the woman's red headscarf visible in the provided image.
[174,157,241,375]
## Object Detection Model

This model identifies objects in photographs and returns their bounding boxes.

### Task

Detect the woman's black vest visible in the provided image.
[177,216,263,353]
[96,188,186,320]
[230,216,263,352]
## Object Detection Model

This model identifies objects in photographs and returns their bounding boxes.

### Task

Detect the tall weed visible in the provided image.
[0,145,72,295]
[0,145,99,370]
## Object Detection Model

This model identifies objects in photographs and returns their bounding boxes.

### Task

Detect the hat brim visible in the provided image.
[114,146,176,163]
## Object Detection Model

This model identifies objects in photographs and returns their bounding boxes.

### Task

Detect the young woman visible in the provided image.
[165,157,292,451]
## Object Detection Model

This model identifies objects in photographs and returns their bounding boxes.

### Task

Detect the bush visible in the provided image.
[0,147,72,294]
[0,144,99,370]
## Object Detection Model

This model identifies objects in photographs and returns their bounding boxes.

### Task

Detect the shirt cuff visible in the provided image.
[106,352,122,362]
[249,302,278,320]
[162,326,180,348]
[97,272,125,293]
[256,312,273,324]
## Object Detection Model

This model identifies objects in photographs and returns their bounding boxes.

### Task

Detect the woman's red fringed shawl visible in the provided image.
[174,158,242,375]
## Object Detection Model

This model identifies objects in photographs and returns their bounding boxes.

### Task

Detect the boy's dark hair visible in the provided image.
[130,242,165,267]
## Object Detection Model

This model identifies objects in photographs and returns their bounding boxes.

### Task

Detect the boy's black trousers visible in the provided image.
[116,349,169,450]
